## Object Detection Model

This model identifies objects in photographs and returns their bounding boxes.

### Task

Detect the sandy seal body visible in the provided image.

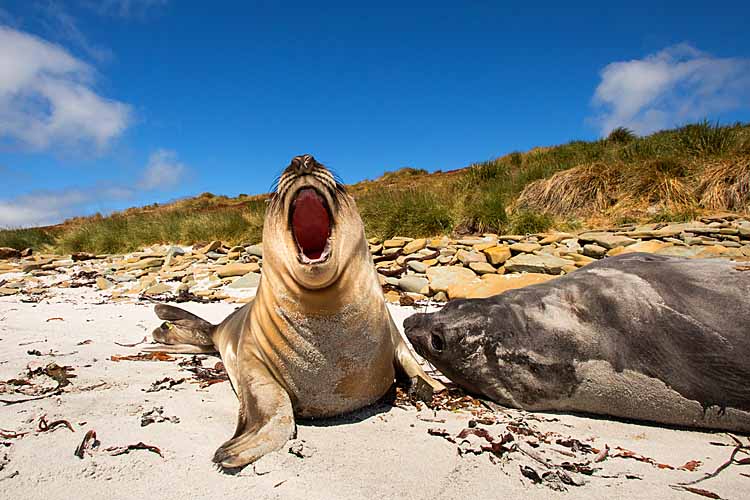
[150,155,443,468]
[405,253,750,432]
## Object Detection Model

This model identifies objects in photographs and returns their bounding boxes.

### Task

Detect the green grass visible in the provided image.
[0,227,58,251]
[357,188,454,239]
[607,127,637,144]
[54,203,266,254]
[2,121,750,254]
[648,207,700,223]
[508,210,554,235]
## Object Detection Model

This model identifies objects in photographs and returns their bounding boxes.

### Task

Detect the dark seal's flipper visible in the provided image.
[212,354,295,469]
[147,304,217,353]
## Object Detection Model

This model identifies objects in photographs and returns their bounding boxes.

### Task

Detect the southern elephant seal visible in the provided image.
[149,154,444,468]
[404,253,750,432]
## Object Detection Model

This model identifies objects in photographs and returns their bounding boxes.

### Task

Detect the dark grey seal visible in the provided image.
[404,253,750,432]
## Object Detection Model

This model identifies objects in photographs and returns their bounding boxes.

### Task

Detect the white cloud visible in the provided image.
[81,0,169,18]
[138,149,187,190]
[38,2,114,63]
[0,186,131,228]
[0,25,130,151]
[0,149,189,228]
[590,43,750,136]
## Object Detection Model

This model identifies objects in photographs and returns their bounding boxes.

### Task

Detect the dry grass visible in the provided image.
[696,155,750,211]
[618,158,696,211]
[516,162,621,216]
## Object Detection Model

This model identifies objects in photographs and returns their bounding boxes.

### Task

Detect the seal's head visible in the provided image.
[404,295,580,409]
[403,301,492,397]
[264,154,365,290]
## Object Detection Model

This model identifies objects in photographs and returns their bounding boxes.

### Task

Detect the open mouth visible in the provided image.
[291,188,332,264]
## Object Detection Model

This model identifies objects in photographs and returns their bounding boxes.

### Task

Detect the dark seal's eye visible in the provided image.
[430,333,445,352]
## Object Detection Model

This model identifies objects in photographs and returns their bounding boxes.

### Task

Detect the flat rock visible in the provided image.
[402,238,427,254]
[578,232,636,249]
[125,257,164,271]
[0,247,21,259]
[504,253,572,275]
[0,286,20,296]
[447,273,556,299]
[246,244,264,257]
[426,266,477,293]
[398,275,429,294]
[539,232,575,244]
[509,242,542,254]
[71,252,97,262]
[228,272,261,289]
[582,244,607,258]
[144,283,172,295]
[427,237,450,249]
[407,261,428,273]
[216,262,260,278]
[197,240,222,254]
[655,246,704,258]
[482,246,511,266]
[384,239,407,248]
[22,259,53,273]
[618,240,673,255]
[96,277,114,290]
[695,245,728,258]
[468,262,496,275]
[456,249,487,265]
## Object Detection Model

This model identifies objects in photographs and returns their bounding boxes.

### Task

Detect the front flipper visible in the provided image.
[145,304,217,353]
[213,355,295,469]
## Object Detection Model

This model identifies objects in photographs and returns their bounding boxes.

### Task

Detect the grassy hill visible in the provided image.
[2,121,749,254]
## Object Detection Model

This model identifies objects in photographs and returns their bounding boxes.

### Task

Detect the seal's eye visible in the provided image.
[430,333,444,352]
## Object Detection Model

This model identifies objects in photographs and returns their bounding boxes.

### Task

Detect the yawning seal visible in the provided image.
[405,253,750,432]
[149,154,444,468]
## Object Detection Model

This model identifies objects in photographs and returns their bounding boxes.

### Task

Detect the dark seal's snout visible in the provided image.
[404,312,432,357]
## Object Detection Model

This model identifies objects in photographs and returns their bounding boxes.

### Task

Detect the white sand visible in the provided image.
[1,290,747,499]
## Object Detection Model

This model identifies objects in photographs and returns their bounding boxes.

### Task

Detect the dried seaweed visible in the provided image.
[105,442,163,458]
[677,440,750,487]
[114,336,148,348]
[181,361,228,387]
[145,377,185,393]
[610,446,674,469]
[37,415,74,433]
[110,352,175,362]
[671,486,723,499]
[74,430,100,458]
[140,407,180,427]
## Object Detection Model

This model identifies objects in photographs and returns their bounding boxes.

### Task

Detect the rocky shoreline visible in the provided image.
[1,215,749,305]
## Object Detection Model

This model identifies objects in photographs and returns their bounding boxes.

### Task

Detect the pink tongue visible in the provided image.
[292,189,330,259]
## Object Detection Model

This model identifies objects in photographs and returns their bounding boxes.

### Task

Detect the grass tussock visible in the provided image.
[695,155,750,211]
[618,158,695,210]
[516,162,620,216]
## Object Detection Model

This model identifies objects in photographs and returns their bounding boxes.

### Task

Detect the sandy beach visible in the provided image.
[0,287,747,500]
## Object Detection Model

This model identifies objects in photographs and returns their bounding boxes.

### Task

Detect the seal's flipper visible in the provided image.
[212,356,295,469]
[149,304,215,348]
[390,322,446,398]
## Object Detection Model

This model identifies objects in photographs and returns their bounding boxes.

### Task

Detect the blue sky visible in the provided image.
[1,1,749,227]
